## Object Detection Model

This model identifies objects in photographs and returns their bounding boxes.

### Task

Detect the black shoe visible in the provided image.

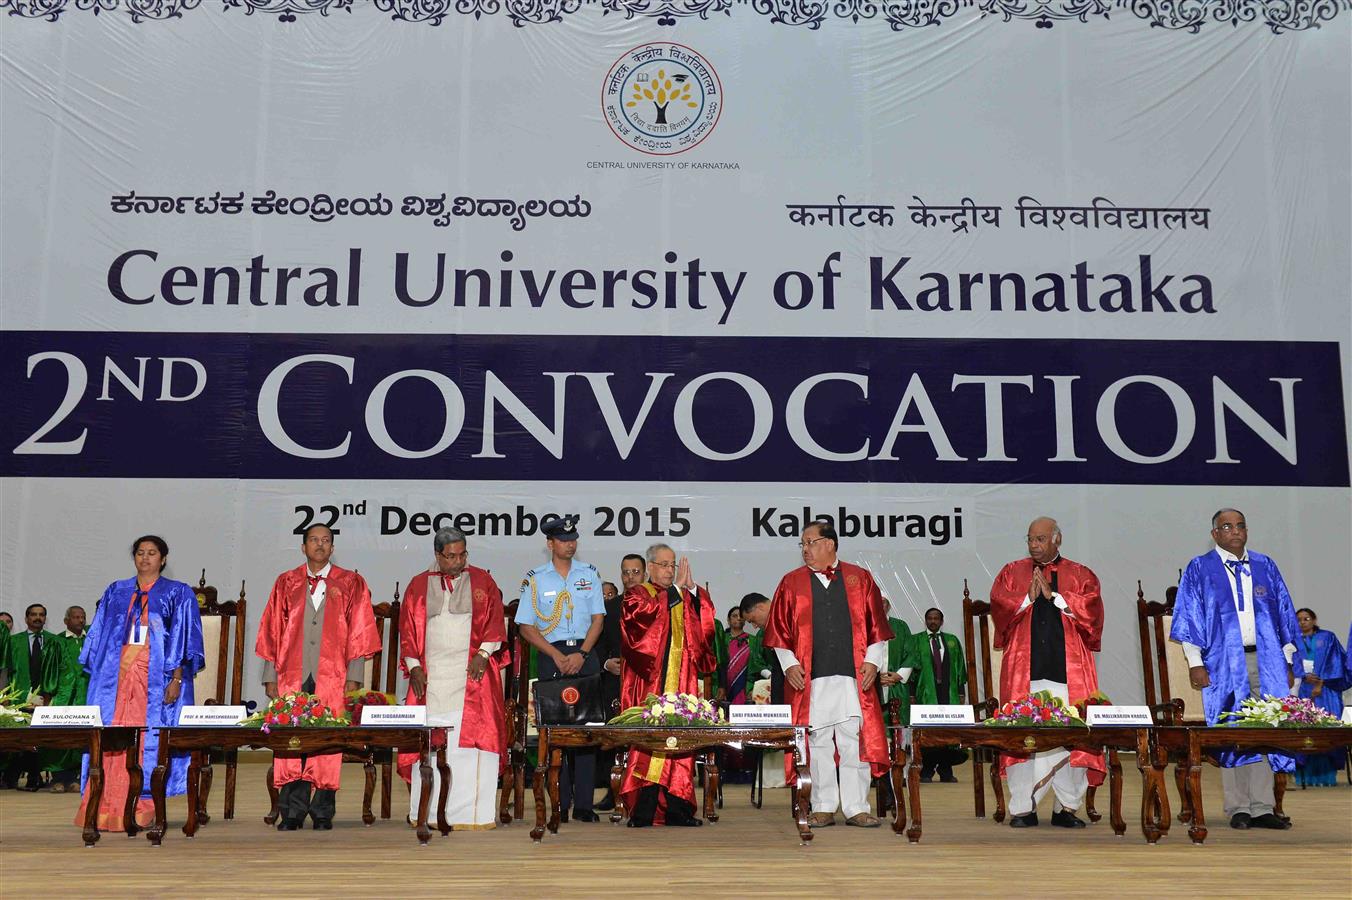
[938,774,959,784]
[311,818,333,830]
[667,816,704,826]
[17,782,41,793]
[595,794,616,811]
[559,809,570,824]
[1051,810,1086,829]
[1009,812,1039,828]
[276,818,303,831]
[1249,813,1291,830]
[572,809,600,823]
[1229,813,1252,830]
[918,774,934,783]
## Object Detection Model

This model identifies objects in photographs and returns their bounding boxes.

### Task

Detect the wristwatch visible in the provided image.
[475,648,491,659]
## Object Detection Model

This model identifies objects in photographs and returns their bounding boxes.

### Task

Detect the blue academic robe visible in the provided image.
[1295,628,1347,716]
[79,577,205,798]
[1170,550,1299,770]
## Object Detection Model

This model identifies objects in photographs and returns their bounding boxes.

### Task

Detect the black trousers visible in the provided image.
[278,672,336,822]
[537,643,601,812]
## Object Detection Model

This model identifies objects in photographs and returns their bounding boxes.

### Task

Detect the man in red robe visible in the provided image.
[619,543,716,826]
[257,523,381,831]
[764,521,893,828]
[396,526,506,829]
[989,516,1105,828]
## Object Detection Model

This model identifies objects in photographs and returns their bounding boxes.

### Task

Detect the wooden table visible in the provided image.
[1153,725,1352,844]
[532,724,812,843]
[146,726,441,846]
[0,726,143,847]
[904,725,1154,843]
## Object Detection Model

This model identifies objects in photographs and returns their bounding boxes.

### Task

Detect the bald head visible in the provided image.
[1025,517,1062,565]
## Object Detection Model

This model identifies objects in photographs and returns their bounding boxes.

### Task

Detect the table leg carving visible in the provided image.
[547,747,563,834]
[1138,752,1164,844]
[381,758,393,821]
[971,752,986,819]
[82,730,104,847]
[362,756,377,826]
[1086,784,1101,823]
[147,734,170,846]
[197,753,213,827]
[224,749,238,820]
[123,730,144,839]
[436,742,452,837]
[906,741,923,843]
[415,742,433,846]
[1107,748,1125,836]
[989,762,1005,824]
[791,736,813,844]
[889,744,907,837]
[513,755,526,823]
[1185,754,1207,844]
[609,752,626,825]
[498,745,513,825]
[704,750,720,823]
[183,750,202,838]
[1174,763,1191,823]
[530,754,547,842]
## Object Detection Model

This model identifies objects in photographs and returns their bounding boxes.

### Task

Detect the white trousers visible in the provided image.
[408,745,500,829]
[1221,650,1275,818]
[1005,679,1087,816]
[809,716,871,818]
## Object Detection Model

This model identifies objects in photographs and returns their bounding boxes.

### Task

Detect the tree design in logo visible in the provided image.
[627,69,697,126]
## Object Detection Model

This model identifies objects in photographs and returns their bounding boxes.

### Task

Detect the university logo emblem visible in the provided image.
[1253,584,1268,598]
[602,43,722,156]
[473,588,487,603]
[561,686,581,705]
[846,574,860,590]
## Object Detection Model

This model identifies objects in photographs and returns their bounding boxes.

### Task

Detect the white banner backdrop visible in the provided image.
[2,9,1349,705]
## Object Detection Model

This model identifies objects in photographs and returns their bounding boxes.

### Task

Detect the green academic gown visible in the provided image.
[6,629,59,701]
[885,617,920,726]
[0,622,10,681]
[46,631,90,773]
[908,630,967,705]
[709,619,729,696]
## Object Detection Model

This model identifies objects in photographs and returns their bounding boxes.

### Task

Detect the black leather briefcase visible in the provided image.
[533,673,606,725]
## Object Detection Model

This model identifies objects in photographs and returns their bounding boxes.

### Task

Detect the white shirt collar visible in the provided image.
[307,562,333,578]
[62,629,81,639]
[1214,546,1249,564]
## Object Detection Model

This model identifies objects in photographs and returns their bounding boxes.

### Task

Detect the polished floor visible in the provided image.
[1,761,1348,898]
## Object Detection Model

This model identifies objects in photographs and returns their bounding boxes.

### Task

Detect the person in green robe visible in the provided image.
[707,616,729,698]
[0,618,11,686]
[879,616,920,727]
[908,607,968,782]
[740,593,778,703]
[3,604,59,790]
[46,605,91,791]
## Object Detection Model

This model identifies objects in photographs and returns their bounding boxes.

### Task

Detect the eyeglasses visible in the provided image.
[650,561,676,570]
[438,549,468,560]
[1214,523,1247,533]
[620,568,643,576]
[797,537,829,549]
[305,536,333,546]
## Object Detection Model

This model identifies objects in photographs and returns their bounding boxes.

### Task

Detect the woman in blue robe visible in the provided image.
[75,535,204,831]
[1291,608,1347,786]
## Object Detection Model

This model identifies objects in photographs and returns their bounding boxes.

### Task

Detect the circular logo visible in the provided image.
[561,686,581,706]
[602,43,722,156]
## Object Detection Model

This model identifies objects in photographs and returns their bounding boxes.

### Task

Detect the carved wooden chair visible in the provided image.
[264,586,401,826]
[961,582,1005,821]
[498,598,526,825]
[1136,580,1286,822]
[190,572,246,822]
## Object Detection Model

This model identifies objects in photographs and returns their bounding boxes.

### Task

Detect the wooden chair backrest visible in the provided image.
[191,571,246,707]
[360,583,401,693]
[962,581,1003,707]
[1136,579,1203,722]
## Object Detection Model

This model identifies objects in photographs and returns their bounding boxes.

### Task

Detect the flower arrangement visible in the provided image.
[0,684,32,728]
[984,690,1085,727]
[608,692,726,727]
[345,689,398,724]
[239,691,349,733]
[1218,695,1345,728]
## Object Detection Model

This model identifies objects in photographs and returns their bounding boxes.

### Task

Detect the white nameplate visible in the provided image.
[1086,705,1153,727]
[362,705,426,726]
[1342,707,1352,725]
[178,705,248,726]
[31,706,102,727]
[912,705,976,726]
[729,704,792,725]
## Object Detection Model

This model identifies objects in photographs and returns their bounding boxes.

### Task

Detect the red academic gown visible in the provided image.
[255,564,381,791]
[989,556,1106,784]
[395,566,507,781]
[764,563,894,780]
[619,582,717,815]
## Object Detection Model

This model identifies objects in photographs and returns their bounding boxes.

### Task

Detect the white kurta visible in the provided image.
[406,573,500,829]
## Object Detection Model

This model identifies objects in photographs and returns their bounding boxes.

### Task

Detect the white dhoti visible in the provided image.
[1004,680,1087,816]
[407,576,500,829]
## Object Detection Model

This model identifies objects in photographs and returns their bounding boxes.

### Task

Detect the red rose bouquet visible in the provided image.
[240,691,350,733]
[345,689,398,724]
[984,690,1085,727]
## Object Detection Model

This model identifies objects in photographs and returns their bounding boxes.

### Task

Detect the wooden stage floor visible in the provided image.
[1,761,1348,898]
